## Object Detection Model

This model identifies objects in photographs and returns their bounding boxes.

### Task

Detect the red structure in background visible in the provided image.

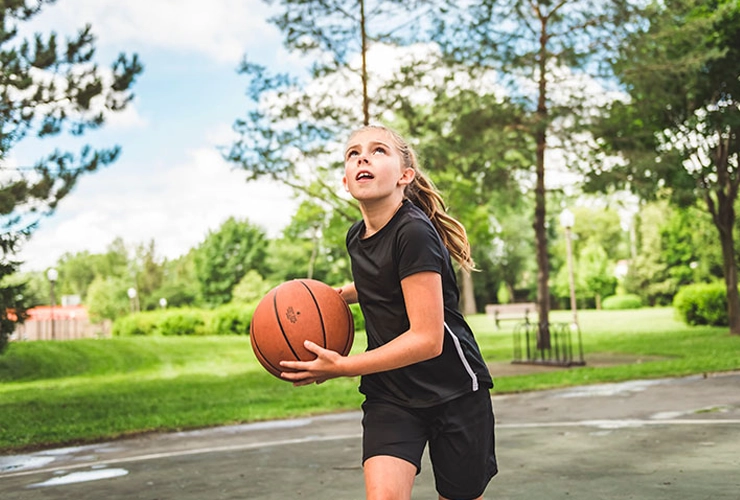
[11,305,110,341]
[25,305,88,321]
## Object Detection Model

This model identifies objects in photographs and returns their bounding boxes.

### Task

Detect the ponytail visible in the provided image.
[349,125,475,272]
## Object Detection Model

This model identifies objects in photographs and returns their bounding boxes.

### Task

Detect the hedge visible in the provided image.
[113,302,366,337]
[673,282,727,326]
[602,294,643,310]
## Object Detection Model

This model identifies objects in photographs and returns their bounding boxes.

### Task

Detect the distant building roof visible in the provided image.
[25,305,88,321]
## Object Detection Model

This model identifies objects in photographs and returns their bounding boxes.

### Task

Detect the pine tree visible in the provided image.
[0,1,143,352]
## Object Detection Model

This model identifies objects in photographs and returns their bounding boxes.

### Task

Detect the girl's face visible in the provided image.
[343,128,414,204]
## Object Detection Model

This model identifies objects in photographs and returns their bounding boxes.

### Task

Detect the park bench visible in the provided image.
[484,302,537,329]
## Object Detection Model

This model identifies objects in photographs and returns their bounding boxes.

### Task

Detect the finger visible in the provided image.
[302,340,323,354]
[280,360,312,370]
[281,371,311,383]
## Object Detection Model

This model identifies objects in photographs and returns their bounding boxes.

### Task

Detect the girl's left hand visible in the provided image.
[280,340,344,387]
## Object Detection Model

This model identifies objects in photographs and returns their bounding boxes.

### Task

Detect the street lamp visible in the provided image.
[127,287,138,313]
[559,209,579,329]
[46,268,58,340]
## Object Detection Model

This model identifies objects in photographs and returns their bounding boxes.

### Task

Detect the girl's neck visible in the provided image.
[360,196,405,238]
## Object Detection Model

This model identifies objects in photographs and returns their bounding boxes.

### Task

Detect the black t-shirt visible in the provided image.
[346,200,493,408]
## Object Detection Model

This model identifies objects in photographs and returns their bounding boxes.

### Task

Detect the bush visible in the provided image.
[602,294,643,310]
[210,304,255,335]
[112,311,161,336]
[111,301,359,337]
[158,309,208,336]
[673,282,727,326]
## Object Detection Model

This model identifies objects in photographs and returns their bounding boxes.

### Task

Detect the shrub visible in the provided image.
[673,282,727,326]
[112,311,161,336]
[602,294,643,310]
[158,309,208,336]
[210,304,255,335]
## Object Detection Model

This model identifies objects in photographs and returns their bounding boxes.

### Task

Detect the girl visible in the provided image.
[280,125,497,500]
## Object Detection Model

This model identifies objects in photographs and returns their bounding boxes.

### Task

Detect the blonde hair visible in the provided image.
[347,125,475,272]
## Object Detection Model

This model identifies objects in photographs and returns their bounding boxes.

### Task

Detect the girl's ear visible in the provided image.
[342,174,350,192]
[398,167,415,187]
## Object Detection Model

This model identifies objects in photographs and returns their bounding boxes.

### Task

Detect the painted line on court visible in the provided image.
[497,418,740,429]
[3,418,740,479]
[0,433,361,479]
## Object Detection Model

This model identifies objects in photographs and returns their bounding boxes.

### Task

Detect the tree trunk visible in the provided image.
[534,14,551,349]
[460,270,477,316]
[534,131,550,349]
[359,0,369,126]
[715,203,740,335]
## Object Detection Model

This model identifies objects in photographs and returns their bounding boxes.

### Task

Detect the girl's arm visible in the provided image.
[336,282,358,304]
[281,271,444,385]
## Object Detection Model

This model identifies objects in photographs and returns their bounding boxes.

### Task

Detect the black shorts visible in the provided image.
[361,389,497,500]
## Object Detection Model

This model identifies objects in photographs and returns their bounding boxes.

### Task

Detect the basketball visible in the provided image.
[250,279,355,379]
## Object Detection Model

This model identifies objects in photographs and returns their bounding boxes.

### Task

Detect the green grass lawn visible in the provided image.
[1,307,738,453]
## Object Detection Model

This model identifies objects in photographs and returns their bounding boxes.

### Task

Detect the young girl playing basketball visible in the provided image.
[280,125,497,500]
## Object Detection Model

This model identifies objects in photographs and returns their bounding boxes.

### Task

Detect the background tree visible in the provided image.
[231,270,274,305]
[153,250,198,308]
[0,1,142,351]
[227,1,437,220]
[86,275,130,323]
[131,240,164,310]
[576,240,617,309]
[567,206,629,262]
[431,0,639,347]
[193,217,269,307]
[586,0,740,333]
[552,205,626,308]
[264,0,436,125]
[56,251,97,300]
[267,199,354,286]
[624,200,725,305]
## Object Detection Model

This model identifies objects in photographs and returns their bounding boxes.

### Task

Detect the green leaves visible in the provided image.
[1,1,142,350]
[193,218,270,307]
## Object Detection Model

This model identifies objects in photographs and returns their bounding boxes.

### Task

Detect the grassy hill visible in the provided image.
[1,307,738,453]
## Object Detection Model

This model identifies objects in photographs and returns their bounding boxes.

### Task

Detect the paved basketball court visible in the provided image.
[1,371,739,499]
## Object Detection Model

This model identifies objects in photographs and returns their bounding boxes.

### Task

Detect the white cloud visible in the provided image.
[21,0,281,64]
[19,145,297,271]
[9,0,305,272]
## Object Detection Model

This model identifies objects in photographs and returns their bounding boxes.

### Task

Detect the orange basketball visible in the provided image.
[250,279,354,379]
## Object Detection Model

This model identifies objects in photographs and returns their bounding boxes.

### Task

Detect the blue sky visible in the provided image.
[13,0,300,271]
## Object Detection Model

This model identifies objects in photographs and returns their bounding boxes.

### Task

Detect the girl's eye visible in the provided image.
[373,147,386,155]
[347,151,358,159]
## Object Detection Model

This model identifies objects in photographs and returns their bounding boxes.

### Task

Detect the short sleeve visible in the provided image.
[396,217,445,280]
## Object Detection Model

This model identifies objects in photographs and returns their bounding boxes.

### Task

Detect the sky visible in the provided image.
[12,0,301,272]
[7,1,627,273]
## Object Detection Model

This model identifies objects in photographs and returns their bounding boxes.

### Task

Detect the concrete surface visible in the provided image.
[1,371,739,499]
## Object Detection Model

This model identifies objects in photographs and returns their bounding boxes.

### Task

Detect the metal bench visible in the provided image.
[484,303,537,329]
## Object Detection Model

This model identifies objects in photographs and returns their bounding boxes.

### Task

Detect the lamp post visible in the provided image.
[127,287,138,313]
[559,209,579,329]
[47,268,58,340]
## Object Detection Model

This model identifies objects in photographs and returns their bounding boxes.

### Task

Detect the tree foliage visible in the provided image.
[0,1,142,351]
[587,0,740,333]
[193,217,269,307]
[430,0,640,345]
